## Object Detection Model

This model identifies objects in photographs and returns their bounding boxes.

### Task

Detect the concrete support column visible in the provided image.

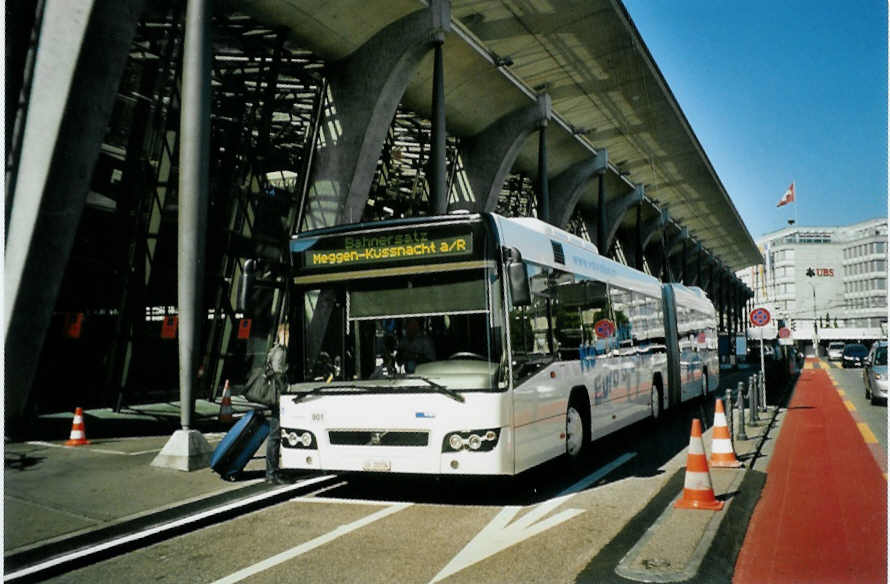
[635,202,643,270]
[153,0,213,471]
[597,173,607,253]
[430,41,447,215]
[176,0,211,431]
[4,0,145,432]
[536,118,549,223]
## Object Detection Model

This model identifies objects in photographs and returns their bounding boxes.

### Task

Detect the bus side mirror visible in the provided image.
[505,247,531,307]
[238,259,257,315]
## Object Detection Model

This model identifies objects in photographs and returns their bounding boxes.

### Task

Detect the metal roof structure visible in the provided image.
[233,0,761,270]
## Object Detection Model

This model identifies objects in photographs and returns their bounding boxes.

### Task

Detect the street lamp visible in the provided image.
[805,279,819,357]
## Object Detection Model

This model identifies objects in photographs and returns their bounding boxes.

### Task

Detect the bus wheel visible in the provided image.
[651,385,662,420]
[566,405,585,458]
[566,391,590,466]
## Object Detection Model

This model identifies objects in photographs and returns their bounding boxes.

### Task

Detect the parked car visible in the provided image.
[748,343,776,361]
[841,343,868,368]
[864,342,887,404]
[827,342,846,361]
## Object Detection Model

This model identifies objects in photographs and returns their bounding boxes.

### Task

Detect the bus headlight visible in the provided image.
[281,428,317,449]
[442,428,500,452]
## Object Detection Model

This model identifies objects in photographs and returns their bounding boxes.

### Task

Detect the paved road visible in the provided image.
[39,369,759,584]
[823,359,887,473]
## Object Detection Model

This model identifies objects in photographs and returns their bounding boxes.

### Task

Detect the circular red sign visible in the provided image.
[778,327,791,338]
[750,307,771,327]
[594,319,615,339]
[697,332,707,344]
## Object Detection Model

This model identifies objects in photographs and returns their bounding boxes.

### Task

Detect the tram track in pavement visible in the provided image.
[4,475,341,583]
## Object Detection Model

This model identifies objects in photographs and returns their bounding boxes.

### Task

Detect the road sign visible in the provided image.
[750,307,771,327]
[778,327,791,339]
[594,319,615,339]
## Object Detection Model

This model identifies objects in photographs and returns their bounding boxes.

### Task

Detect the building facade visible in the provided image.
[738,218,888,351]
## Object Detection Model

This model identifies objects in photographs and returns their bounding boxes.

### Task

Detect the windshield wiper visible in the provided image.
[400,375,465,403]
[291,383,367,403]
[291,378,465,403]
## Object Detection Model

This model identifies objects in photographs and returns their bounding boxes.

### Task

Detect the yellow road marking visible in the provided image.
[844,400,856,411]
[858,422,879,444]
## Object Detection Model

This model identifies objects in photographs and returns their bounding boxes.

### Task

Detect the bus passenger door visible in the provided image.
[509,265,566,473]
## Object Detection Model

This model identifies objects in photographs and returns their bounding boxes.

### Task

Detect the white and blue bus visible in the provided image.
[274,213,717,475]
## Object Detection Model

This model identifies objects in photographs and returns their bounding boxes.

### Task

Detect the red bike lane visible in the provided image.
[734,366,887,583]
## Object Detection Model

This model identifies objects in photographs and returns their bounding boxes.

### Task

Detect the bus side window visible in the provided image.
[608,285,633,352]
[509,263,555,381]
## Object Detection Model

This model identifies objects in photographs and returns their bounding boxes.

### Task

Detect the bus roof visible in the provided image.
[491,213,664,299]
[669,283,717,316]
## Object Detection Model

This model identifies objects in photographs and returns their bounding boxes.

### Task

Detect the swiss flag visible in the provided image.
[777,182,795,207]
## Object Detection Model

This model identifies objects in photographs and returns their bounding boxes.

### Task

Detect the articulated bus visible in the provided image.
[275,213,717,476]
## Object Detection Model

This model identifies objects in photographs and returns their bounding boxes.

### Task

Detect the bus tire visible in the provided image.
[651,379,663,421]
[566,390,590,462]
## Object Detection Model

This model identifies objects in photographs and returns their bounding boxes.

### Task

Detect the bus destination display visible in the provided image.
[304,230,474,269]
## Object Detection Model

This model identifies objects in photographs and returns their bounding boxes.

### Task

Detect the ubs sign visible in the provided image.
[805,267,834,277]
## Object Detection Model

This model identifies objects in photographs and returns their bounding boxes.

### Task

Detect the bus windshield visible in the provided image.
[297,267,506,392]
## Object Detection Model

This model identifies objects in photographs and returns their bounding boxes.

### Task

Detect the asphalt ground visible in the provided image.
[734,363,888,584]
[822,359,888,475]
[7,365,804,583]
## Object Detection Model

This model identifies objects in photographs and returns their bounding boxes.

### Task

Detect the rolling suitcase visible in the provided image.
[210,409,270,480]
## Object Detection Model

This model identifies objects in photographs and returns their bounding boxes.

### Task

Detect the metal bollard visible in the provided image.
[760,372,768,412]
[749,377,758,424]
[736,380,748,440]
[725,388,734,440]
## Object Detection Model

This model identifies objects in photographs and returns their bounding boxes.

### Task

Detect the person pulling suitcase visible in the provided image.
[264,326,289,484]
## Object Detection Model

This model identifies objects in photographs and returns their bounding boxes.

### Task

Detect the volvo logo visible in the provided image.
[369,431,387,445]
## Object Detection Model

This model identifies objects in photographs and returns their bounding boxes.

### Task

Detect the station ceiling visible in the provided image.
[235,0,762,271]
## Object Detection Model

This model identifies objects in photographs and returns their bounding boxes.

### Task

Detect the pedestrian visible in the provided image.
[265,324,288,484]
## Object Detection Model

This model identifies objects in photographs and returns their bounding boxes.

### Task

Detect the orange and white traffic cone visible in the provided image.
[64,407,90,446]
[218,379,234,423]
[675,418,724,511]
[710,399,742,468]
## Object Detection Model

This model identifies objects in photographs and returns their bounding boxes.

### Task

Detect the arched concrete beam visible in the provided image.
[666,227,688,258]
[641,208,669,251]
[304,0,451,227]
[684,242,702,286]
[601,184,644,254]
[456,93,551,213]
[549,149,607,228]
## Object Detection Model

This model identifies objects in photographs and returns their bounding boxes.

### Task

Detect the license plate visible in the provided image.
[362,459,392,472]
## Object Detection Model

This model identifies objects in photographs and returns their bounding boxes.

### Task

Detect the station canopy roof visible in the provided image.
[235,0,762,271]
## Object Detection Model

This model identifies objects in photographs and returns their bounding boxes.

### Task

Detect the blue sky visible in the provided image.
[623,0,888,240]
